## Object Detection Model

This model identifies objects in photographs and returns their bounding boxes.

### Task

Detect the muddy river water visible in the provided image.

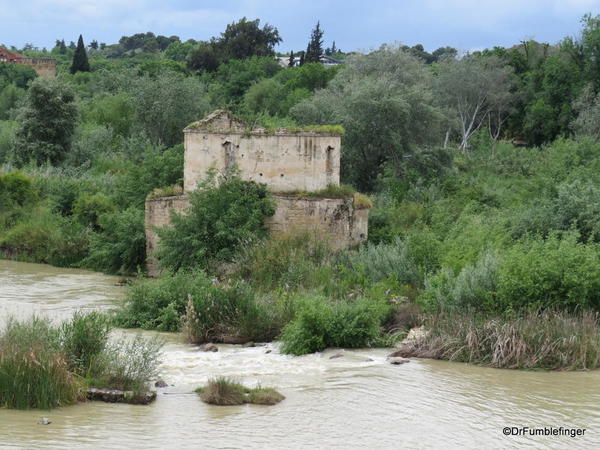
[0,260,599,449]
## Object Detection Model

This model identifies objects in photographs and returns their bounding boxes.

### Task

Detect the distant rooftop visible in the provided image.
[0,47,25,62]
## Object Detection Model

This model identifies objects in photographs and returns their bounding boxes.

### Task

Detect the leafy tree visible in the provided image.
[218,17,281,60]
[89,40,99,50]
[0,62,37,90]
[14,77,77,165]
[0,84,26,120]
[187,18,281,73]
[70,35,90,74]
[436,56,514,149]
[187,42,220,73]
[292,45,446,190]
[130,72,211,146]
[165,41,194,62]
[156,171,275,272]
[305,22,324,63]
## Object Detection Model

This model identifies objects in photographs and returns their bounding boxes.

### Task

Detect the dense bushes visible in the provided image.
[280,296,391,355]
[115,271,274,343]
[156,172,275,272]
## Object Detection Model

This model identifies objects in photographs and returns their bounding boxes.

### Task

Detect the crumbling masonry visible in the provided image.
[145,110,369,276]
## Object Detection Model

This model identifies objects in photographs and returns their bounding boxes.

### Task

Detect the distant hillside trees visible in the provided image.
[187,18,281,73]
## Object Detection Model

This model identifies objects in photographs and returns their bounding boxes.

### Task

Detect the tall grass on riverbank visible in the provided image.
[0,314,163,409]
[0,318,81,409]
[397,310,600,370]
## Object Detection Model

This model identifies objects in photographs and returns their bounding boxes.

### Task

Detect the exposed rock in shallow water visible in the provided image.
[389,358,410,365]
[198,343,219,352]
[37,417,51,425]
[329,354,344,359]
[242,341,255,347]
[86,388,157,405]
[155,379,168,388]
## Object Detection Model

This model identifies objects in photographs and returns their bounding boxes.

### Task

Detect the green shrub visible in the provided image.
[82,207,146,274]
[73,193,115,230]
[497,234,600,311]
[280,296,390,356]
[181,280,271,344]
[116,271,273,342]
[0,170,35,208]
[335,237,421,286]
[156,171,275,272]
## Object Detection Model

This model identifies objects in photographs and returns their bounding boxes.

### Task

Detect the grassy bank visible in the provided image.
[0,312,163,409]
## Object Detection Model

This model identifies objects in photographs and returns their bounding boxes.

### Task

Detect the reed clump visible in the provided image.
[397,310,600,370]
[0,313,163,410]
[195,377,284,406]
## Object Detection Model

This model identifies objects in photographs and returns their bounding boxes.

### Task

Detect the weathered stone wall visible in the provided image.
[145,194,368,276]
[16,58,56,78]
[184,131,341,193]
[266,195,368,249]
[145,195,190,276]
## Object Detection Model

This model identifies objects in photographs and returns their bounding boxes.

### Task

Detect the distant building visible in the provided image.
[277,54,344,68]
[0,47,56,78]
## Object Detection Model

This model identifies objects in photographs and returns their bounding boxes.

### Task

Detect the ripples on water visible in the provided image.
[1,260,599,449]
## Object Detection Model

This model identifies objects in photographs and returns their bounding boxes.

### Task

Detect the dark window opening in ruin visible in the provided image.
[280,173,284,177]
[223,141,236,169]
[326,146,334,183]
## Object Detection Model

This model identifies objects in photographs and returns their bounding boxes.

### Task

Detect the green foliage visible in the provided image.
[187,18,281,73]
[497,234,600,311]
[0,84,26,120]
[116,271,273,342]
[82,207,146,274]
[60,311,110,375]
[280,296,390,355]
[196,377,284,406]
[0,61,37,90]
[156,171,275,272]
[0,170,35,209]
[14,77,77,165]
[70,35,90,74]
[0,313,163,409]
[73,193,115,230]
[292,45,446,190]
[0,317,80,409]
[80,93,134,137]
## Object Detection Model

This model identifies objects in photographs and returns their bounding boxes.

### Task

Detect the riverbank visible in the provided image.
[1,259,599,448]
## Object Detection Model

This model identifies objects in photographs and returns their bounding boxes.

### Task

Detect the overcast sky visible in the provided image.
[2,0,600,53]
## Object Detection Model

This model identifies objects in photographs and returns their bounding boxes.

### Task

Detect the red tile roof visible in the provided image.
[0,47,25,62]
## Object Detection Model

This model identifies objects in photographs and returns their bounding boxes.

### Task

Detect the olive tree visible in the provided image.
[291,45,446,191]
[435,56,514,149]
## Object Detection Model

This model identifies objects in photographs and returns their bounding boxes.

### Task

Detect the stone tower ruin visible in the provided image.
[145,110,369,276]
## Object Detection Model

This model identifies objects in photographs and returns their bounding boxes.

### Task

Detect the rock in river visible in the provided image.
[198,343,219,352]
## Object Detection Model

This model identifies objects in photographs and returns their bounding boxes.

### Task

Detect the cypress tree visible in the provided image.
[299,50,305,66]
[305,21,324,63]
[70,35,90,74]
[288,50,295,67]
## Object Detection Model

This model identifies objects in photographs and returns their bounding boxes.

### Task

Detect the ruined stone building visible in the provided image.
[0,47,57,78]
[145,110,369,275]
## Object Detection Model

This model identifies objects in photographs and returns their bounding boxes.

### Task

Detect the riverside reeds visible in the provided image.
[397,310,600,370]
[0,313,163,410]
[195,377,284,406]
